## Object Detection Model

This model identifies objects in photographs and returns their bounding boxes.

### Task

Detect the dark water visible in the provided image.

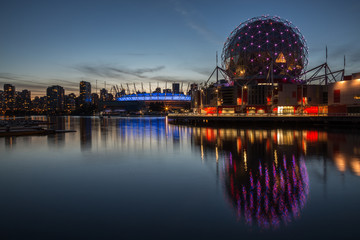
[1,116,360,239]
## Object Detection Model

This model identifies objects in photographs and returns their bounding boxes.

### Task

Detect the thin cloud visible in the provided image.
[150,75,203,83]
[0,72,83,96]
[0,73,46,86]
[74,64,165,80]
[191,67,214,76]
[171,0,222,45]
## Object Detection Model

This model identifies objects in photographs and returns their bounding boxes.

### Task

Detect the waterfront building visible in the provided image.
[4,84,15,111]
[47,85,65,114]
[100,88,108,101]
[192,16,356,116]
[328,73,360,114]
[16,90,31,111]
[32,96,47,114]
[91,93,99,106]
[79,81,91,106]
[0,90,4,112]
[65,93,76,113]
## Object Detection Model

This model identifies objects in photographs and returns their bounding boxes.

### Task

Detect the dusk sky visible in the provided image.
[1,0,360,97]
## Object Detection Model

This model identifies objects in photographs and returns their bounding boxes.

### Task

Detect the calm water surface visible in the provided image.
[1,116,360,239]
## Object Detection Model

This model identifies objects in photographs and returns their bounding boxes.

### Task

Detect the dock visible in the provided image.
[168,114,360,127]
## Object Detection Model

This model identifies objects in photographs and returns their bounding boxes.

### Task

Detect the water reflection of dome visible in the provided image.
[223,152,309,229]
[191,127,360,228]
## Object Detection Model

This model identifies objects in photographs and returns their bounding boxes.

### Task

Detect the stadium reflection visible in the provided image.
[191,127,360,229]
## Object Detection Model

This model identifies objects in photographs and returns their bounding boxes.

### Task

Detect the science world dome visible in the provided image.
[222,16,308,82]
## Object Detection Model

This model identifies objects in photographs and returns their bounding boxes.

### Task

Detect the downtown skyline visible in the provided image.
[1,0,360,97]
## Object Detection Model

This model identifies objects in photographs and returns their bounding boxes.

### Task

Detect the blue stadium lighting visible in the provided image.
[116,93,191,102]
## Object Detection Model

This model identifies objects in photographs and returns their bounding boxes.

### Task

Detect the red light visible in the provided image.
[304,106,318,114]
[305,131,318,142]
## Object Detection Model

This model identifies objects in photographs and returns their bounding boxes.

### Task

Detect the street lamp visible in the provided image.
[215,88,219,116]
[242,85,247,114]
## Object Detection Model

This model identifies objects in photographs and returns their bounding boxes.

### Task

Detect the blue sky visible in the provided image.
[1,0,360,96]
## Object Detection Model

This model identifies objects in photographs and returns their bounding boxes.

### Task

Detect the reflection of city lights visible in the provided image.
[350,158,360,176]
[334,153,346,173]
[215,146,219,163]
[237,138,242,153]
[201,144,204,162]
[244,150,248,171]
[274,150,278,166]
[223,153,309,229]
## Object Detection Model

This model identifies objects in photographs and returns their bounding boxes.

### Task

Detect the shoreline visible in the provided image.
[168,114,360,128]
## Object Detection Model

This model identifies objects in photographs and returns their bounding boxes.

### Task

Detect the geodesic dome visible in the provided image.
[222,16,308,82]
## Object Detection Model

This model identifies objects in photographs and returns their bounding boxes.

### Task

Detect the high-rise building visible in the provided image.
[47,85,65,113]
[4,84,15,110]
[0,90,4,109]
[100,88,108,102]
[172,83,180,94]
[65,93,76,113]
[80,81,91,105]
[91,93,99,106]
[16,89,31,110]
